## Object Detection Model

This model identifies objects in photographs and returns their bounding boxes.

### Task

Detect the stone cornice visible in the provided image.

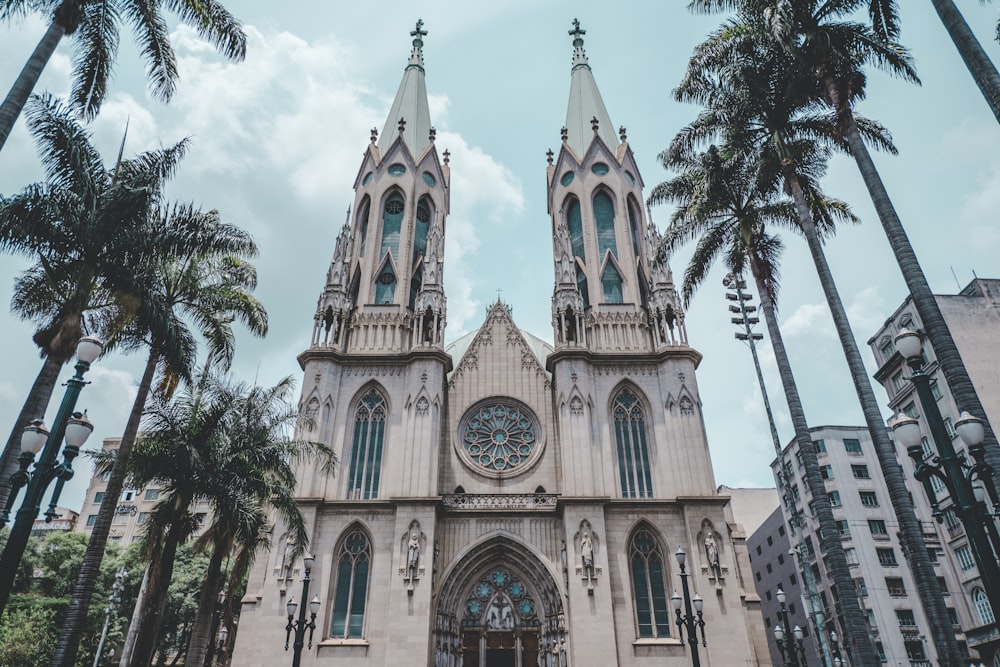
[297,347,454,373]
[546,346,703,373]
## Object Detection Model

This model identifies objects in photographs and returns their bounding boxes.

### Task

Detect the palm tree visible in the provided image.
[184,378,336,667]
[52,205,267,667]
[649,144,853,667]
[673,15,956,664]
[931,0,1000,123]
[0,0,247,152]
[0,94,187,515]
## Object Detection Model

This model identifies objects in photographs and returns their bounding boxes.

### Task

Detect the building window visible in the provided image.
[777,553,784,565]
[778,525,785,537]
[851,464,870,480]
[854,577,868,597]
[137,512,150,525]
[868,519,888,536]
[347,388,387,500]
[844,548,859,566]
[593,191,618,260]
[944,417,957,439]
[836,520,851,538]
[844,438,862,454]
[877,548,898,567]
[896,609,916,627]
[379,193,404,258]
[904,641,926,660]
[891,371,905,392]
[930,380,943,400]
[566,197,585,261]
[859,491,879,507]
[613,388,653,499]
[375,262,397,304]
[331,529,371,639]
[938,577,949,594]
[601,262,624,304]
[629,528,670,638]
[886,577,906,597]
[949,607,960,626]
[820,464,834,480]
[144,488,159,501]
[94,492,104,503]
[828,491,842,507]
[814,439,826,454]
[903,402,919,419]
[956,545,976,571]
[879,339,894,360]
[86,515,97,527]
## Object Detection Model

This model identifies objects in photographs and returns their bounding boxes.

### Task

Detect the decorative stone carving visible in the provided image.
[699,519,728,589]
[569,396,584,415]
[574,521,602,593]
[416,396,430,416]
[441,494,558,511]
[399,522,427,594]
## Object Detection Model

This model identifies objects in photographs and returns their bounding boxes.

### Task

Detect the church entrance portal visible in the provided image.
[461,629,539,667]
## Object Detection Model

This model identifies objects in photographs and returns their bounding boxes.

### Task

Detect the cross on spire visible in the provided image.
[411,18,427,43]
[569,18,586,41]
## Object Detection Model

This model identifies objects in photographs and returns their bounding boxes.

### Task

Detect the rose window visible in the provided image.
[461,400,539,472]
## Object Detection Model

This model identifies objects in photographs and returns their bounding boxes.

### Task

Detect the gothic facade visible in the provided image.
[231,21,767,667]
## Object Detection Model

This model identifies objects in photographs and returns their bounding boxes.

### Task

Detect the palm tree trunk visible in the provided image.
[126,517,185,667]
[749,259,834,666]
[0,20,65,152]
[185,535,229,667]
[0,354,63,513]
[930,0,1000,125]
[784,169,960,666]
[50,351,160,667]
[749,254,873,665]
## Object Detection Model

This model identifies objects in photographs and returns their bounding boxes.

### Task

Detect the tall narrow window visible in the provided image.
[566,197,585,261]
[576,266,590,309]
[613,388,653,498]
[601,262,623,304]
[627,198,642,257]
[975,588,995,625]
[380,193,404,258]
[629,527,670,638]
[375,262,397,304]
[331,529,371,638]
[347,389,386,499]
[356,197,371,256]
[593,191,618,259]
[412,197,432,265]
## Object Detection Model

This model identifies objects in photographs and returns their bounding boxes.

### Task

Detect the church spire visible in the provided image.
[563,19,618,159]
[378,19,433,157]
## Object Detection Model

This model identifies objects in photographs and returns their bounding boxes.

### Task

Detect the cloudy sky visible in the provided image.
[1,1,999,511]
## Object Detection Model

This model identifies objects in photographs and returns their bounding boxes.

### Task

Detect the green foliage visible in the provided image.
[0,606,57,667]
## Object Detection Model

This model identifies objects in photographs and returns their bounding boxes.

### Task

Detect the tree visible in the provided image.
[0,93,187,517]
[0,606,56,666]
[0,0,247,152]
[649,143,853,667]
[931,0,1000,124]
[54,207,267,667]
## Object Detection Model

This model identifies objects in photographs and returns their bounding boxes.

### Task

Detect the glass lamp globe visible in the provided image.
[893,328,922,360]
[692,594,703,612]
[775,587,786,604]
[956,411,986,447]
[890,414,922,449]
[64,412,94,448]
[218,625,229,642]
[286,598,298,617]
[21,420,49,455]
[774,625,784,641]
[303,554,315,571]
[310,595,321,615]
[793,625,803,641]
[675,546,686,566]
[76,336,103,364]
[671,591,682,612]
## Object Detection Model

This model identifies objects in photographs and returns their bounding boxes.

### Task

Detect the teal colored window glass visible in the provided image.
[576,266,589,309]
[461,401,538,472]
[602,262,623,304]
[380,194,404,258]
[627,200,641,257]
[614,389,653,498]
[593,192,617,259]
[347,389,386,499]
[408,267,422,311]
[591,162,609,176]
[566,198,585,261]
[412,198,431,264]
[362,172,373,186]
[630,528,670,638]
[422,171,436,187]
[463,567,538,627]
[387,163,406,176]
[375,263,396,304]
[625,170,636,186]
[357,197,370,257]
[560,171,574,186]
[331,529,371,638]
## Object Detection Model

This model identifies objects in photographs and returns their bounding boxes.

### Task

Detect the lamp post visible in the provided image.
[773,586,807,666]
[829,630,846,666]
[891,328,1000,626]
[207,590,226,666]
[671,547,706,667]
[93,566,127,667]
[215,625,229,666]
[0,335,102,614]
[284,554,320,667]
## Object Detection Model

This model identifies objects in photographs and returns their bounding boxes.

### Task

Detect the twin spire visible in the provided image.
[563,19,618,158]
[378,19,433,156]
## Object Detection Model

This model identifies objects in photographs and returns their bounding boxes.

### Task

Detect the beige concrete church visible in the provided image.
[231,20,768,667]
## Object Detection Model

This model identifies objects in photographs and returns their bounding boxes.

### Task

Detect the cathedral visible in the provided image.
[231,20,767,667]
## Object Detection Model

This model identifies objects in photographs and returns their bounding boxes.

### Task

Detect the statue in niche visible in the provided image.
[485,596,515,630]
[705,533,719,570]
[407,532,420,577]
[580,531,594,576]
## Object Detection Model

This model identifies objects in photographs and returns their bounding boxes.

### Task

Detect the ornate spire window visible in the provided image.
[629,527,670,638]
[627,197,642,258]
[375,262,397,304]
[566,197,585,261]
[613,388,653,498]
[576,266,590,309]
[331,528,372,639]
[347,389,387,499]
[593,191,617,260]
[380,193,404,258]
[601,262,623,304]
[413,197,432,264]
[356,196,371,257]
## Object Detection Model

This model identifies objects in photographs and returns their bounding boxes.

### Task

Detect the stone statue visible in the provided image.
[705,533,720,570]
[580,531,594,576]
[407,532,420,576]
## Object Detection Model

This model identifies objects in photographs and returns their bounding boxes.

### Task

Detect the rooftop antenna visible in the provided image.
[950,267,961,291]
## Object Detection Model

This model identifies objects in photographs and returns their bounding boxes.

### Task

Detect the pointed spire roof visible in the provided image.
[564,19,618,158]
[378,19,433,157]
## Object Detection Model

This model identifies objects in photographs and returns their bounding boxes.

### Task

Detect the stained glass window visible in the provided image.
[461,401,539,473]
[566,197,585,261]
[613,388,653,498]
[630,528,670,638]
[375,263,396,304]
[331,529,371,638]
[380,194,404,258]
[602,262,623,304]
[356,197,370,257]
[347,389,386,499]
[627,199,641,257]
[593,191,617,259]
[462,567,538,628]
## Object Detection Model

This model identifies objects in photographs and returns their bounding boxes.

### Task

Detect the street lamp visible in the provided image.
[93,567,127,667]
[892,328,1000,629]
[0,335,101,614]
[284,554,320,667]
[215,625,229,666]
[829,630,846,666]
[671,547,706,667]
[773,587,806,666]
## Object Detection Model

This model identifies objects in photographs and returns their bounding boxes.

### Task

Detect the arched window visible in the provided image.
[602,262,623,304]
[613,388,653,498]
[380,193,404,258]
[566,197,585,261]
[331,528,371,639]
[627,198,642,258]
[576,265,589,309]
[975,587,995,625]
[593,191,617,259]
[356,197,371,257]
[629,527,670,638]
[375,262,397,304]
[412,197,432,265]
[408,266,422,312]
[347,389,386,499]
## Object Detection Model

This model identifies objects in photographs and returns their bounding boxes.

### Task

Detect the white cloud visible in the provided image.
[781,302,833,338]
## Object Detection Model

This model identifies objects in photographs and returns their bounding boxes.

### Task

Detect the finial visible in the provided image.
[569,18,586,45]
[429,127,436,142]
[443,149,450,165]
[398,117,407,134]
[370,127,378,143]
[619,126,627,142]
[569,19,589,69]
[411,19,427,47]
[560,126,568,142]
[591,116,599,133]
[546,149,554,165]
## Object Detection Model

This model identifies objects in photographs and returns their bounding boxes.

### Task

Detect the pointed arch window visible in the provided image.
[975,588,995,625]
[629,527,670,638]
[602,262,624,304]
[331,529,371,638]
[576,266,590,309]
[593,191,618,259]
[380,193,404,258]
[413,197,432,265]
[347,389,386,499]
[356,197,371,257]
[566,197,585,261]
[613,388,653,498]
[375,262,397,304]
[627,198,642,258]
[408,266,422,312]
